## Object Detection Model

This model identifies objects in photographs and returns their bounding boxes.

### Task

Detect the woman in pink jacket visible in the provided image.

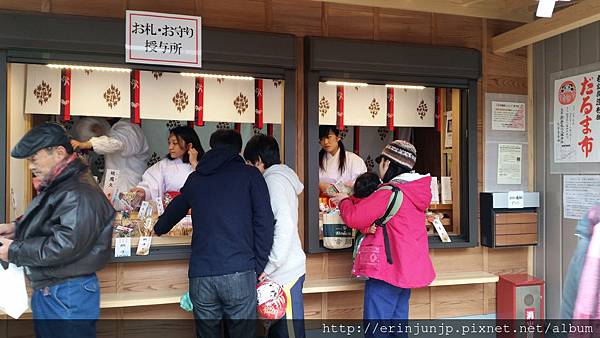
[331,140,436,323]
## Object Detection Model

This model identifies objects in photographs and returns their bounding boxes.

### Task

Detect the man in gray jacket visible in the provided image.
[0,123,115,338]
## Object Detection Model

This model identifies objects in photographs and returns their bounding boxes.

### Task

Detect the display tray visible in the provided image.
[111,211,192,248]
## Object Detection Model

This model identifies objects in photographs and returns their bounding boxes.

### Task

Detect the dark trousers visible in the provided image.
[364,278,411,338]
[189,270,257,338]
[268,275,305,338]
[31,273,100,338]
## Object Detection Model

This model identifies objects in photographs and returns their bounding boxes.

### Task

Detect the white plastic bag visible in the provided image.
[0,263,29,319]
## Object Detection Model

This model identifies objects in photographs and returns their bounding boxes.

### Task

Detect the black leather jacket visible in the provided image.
[8,158,115,289]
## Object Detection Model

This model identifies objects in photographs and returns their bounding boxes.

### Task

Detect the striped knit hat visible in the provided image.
[375,140,417,171]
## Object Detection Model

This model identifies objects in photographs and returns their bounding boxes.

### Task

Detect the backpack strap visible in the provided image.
[373,185,403,265]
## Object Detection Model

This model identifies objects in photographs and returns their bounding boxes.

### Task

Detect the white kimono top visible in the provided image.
[318,149,367,185]
[136,158,193,201]
[89,119,150,195]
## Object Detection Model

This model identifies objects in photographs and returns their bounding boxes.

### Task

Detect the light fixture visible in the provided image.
[181,73,254,80]
[385,84,426,90]
[536,0,570,18]
[47,64,131,73]
[325,81,368,87]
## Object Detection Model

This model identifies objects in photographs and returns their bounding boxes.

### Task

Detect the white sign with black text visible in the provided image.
[507,191,525,209]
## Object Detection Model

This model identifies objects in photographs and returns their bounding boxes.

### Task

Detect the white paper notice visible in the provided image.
[492,101,526,131]
[103,169,120,198]
[563,175,600,219]
[136,236,152,256]
[497,144,522,185]
[441,177,452,204]
[508,191,525,209]
[430,177,440,204]
[445,111,453,148]
[432,217,451,242]
[155,196,165,216]
[114,237,132,258]
[138,201,150,219]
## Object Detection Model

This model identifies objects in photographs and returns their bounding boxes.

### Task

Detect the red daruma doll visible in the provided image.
[559,80,577,105]
[256,280,287,320]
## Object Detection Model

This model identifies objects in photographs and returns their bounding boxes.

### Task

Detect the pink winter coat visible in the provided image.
[338,176,436,289]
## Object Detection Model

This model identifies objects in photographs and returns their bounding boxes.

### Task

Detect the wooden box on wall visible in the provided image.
[480,192,540,248]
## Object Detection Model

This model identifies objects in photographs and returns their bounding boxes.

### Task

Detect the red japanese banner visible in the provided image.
[353,126,360,155]
[195,77,205,126]
[387,87,394,131]
[234,123,241,133]
[255,79,264,129]
[336,85,344,130]
[267,124,274,137]
[130,70,141,125]
[60,69,71,121]
[436,88,442,132]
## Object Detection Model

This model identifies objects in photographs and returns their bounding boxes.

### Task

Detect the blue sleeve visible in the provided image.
[249,170,275,274]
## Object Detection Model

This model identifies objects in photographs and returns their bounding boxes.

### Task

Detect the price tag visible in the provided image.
[103,169,120,196]
[432,217,451,243]
[114,237,131,258]
[155,197,165,216]
[136,236,152,256]
[138,201,150,218]
[508,191,525,209]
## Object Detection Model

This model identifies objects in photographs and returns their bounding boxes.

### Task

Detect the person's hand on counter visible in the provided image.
[329,192,349,206]
[0,237,13,262]
[0,223,15,239]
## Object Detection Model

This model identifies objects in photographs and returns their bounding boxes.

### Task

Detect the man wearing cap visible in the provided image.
[0,123,115,338]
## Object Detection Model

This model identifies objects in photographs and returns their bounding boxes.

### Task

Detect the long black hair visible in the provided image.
[167,126,204,163]
[381,156,411,183]
[319,125,346,176]
[353,172,381,198]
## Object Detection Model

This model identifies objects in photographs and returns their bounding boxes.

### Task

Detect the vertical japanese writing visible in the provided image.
[578,76,594,158]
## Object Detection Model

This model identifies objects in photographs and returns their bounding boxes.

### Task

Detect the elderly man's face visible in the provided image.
[27,147,66,181]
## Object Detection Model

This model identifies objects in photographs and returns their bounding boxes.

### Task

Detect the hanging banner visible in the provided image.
[263,79,284,125]
[203,77,254,123]
[336,85,344,130]
[554,72,600,163]
[255,79,264,129]
[71,69,130,118]
[25,65,61,115]
[394,87,435,127]
[318,82,336,126]
[195,77,204,126]
[387,88,395,131]
[60,69,71,121]
[344,85,387,127]
[139,71,195,121]
[130,70,141,125]
[126,10,202,68]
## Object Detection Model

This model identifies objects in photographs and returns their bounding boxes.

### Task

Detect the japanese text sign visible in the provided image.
[126,10,202,68]
[554,71,600,163]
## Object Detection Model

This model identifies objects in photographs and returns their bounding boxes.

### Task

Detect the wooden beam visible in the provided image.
[493,0,600,53]
[315,0,533,23]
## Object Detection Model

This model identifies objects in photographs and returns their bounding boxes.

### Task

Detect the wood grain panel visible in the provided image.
[117,261,188,293]
[127,0,196,16]
[296,37,307,246]
[120,303,193,319]
[98,263,118,294]
[306,253,326,280]
[0,0,42,12]
[495,222,537,235]
[410,287,431,305]
[6,320,36,338]
[496,212,537,224]
[304,294,323,320]
[327,251,354,278]
[433,14,482,50]
[431,247,483,273]
[51,0,123,17]
[326,3,374,40]
[202,0,266,31]
[271,0,322,36]
[326,291,364,319]
[496,234,537,246]
[410,303,431,319]
[377,8,432,44]
[487,75,527,95]
[488,247,528,275]
[487,53,527,79]
[487,298,496,314]
[431,284,484,318]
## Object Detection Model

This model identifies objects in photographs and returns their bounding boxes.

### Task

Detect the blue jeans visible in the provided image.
[364,278,410,338]
[31,273,100,338]
[189,270,257,338]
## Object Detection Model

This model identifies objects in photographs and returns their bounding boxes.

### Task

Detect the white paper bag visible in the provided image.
[0,263,29,319]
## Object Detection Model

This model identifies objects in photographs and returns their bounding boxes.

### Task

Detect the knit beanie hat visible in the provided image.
[375,140,417,171]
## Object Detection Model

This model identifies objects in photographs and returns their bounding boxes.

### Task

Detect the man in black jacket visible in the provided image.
[0,123,115,338]
[154,129,274,338]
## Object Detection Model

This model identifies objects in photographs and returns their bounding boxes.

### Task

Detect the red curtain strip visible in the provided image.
[387,87,394,131]
[267,124,274,137]
[255,79,264,129]
[336,85,344,130]
[234,123,241,132]
[60,69,71,121]
[130,70,141,125]
[195,77,205,126]
[436,88,442,132]
[353,126,360,156]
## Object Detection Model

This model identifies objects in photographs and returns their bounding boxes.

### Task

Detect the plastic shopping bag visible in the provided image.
[0,263,29,319]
